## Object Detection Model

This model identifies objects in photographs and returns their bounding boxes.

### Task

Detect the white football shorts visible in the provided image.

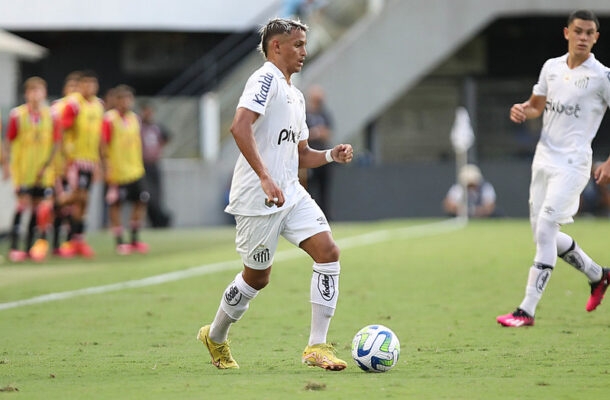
[234,195,331,270]
[529,162,589,225]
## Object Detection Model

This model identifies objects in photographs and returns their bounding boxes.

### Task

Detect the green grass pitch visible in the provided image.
[2,218,610,399]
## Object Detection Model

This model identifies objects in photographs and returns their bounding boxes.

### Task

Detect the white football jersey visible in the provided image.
[225,61,310,216]
[532,53,610,171]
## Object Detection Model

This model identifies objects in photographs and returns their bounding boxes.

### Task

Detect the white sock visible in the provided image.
[209,272,258,343]
[309,262,340,346]
[557,233,603,282]
[519,264,552,317]
[309,303,334,346]
[209,308,235,343]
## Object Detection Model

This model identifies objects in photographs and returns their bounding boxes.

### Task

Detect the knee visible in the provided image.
[327,243,340,262]
[315,242,340,263]
[242,268,271,291]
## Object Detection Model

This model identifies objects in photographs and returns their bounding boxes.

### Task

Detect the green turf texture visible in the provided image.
[2,219,610,399]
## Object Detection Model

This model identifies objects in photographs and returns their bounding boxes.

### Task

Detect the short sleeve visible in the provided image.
[236,70,277,116]
[532,59,551,97]
[602,68,610,107]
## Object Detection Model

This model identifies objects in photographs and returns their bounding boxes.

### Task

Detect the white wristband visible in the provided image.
[325,149,334,163]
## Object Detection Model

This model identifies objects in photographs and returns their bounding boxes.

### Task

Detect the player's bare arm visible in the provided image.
[510,94,546,123]
[297,141,353,168]
[230,107,284,206]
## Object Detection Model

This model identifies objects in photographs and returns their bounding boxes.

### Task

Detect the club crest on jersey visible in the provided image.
[573,76,590,89]
[253,72,274,107]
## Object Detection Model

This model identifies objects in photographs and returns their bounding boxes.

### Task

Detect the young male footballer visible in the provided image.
[197,18,354,370]
[498,10,610,327]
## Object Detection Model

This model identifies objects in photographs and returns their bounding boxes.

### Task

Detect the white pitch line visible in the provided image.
[0,218,465,311]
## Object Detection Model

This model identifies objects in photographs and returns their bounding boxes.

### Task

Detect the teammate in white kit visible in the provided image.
[197,18,354,368]
[497,10,610,327]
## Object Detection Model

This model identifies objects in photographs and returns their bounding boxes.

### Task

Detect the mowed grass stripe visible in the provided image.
[0,218,464,311]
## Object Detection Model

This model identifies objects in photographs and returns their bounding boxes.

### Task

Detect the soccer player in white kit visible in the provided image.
[497,10,610,327]
[197,18,354,369]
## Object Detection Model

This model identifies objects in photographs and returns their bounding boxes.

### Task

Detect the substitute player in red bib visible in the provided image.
[50,71,81,257]
[498,10,610,327]
[60,70,104,258]
[197,18,353,370]
[101,85,149,255]
[5,77,60,262]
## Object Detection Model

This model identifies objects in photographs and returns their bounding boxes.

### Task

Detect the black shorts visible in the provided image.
[67,163,94,191]
[18,186,54,200]
[77,170,94,190]
[118,178,150,203]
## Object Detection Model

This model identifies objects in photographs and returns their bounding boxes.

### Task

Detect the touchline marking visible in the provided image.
[0,218,465,311]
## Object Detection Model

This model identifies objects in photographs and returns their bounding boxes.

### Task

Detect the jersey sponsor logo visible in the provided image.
[224,284,242,306]
[317,273,336,301]
[535,269,551,293]
[563,251,584,271]
[545,99,581,118]
[316,216,328,225]
[252,72,274,107]
[277,127,297,145]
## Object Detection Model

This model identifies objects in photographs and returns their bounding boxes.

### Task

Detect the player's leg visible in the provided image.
[498,165,589,326]
[52,177,70,255]
[8,191,29,262]
[498,165,548,327]
[70,170,94,257]
[557,231,604,282]
[107,188,129,255]
[198,213,280,369]
[29,188,53,262]
[24,193,38,257]
[285,197,346,370]
[556,223,608,312]
[128,179,149,253]
[517,216,558,317]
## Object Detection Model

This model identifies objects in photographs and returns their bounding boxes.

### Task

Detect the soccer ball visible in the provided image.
[351,324,400,372]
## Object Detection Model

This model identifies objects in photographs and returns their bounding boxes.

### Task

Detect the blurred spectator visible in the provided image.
[305,84,333,218]
[139,103,171,228]
[282,0,328,21]
[443,164,498,218]
[579,161,610,217]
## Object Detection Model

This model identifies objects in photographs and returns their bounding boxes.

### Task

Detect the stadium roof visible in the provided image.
[0,0,281,32]
[0,29,47,60]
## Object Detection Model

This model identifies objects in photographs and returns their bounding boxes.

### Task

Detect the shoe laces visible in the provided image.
[512,309,532,318]
[211,339,233,360]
